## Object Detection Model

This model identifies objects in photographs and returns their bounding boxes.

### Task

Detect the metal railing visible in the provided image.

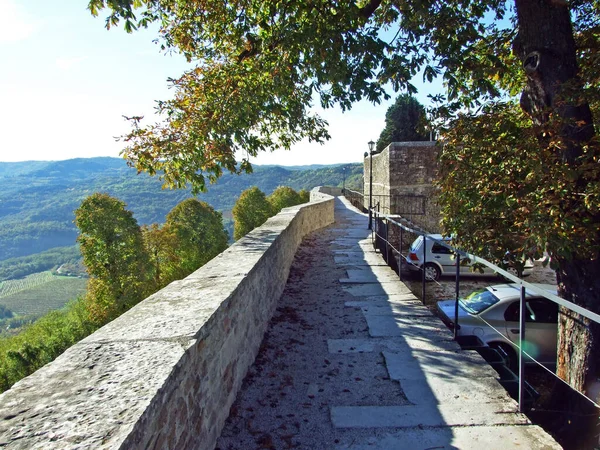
[342,189,427,217]
[369,206,600,413]
[343,189,366,212]
[369,193,427,215]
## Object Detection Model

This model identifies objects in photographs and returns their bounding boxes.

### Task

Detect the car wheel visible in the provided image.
[490,342,518,373]
[501,267,519,281]
[424,263,441,282]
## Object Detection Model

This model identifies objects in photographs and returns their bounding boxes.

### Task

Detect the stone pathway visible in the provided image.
[215,197,560,450]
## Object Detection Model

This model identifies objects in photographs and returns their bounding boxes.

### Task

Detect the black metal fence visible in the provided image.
[342,189,426,216]
[367,206,600,414]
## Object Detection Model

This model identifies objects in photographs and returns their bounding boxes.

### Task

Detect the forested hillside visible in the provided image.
[0,157,362,269]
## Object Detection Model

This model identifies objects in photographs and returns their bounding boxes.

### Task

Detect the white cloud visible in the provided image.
[55,56,88,71]
[0,0,37,43]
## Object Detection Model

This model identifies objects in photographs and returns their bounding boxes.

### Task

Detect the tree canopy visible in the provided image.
[89,0,600,406]
[165,198,229,278]
[376,94,429,152]
[267,186,304,214]
[87,0,465,192]
[74,193,152,323]
[232,187,274,240]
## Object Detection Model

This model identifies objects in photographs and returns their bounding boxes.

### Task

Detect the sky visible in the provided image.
[0,0,441,166]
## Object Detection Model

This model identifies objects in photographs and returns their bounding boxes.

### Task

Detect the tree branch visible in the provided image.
[359,0,383,19]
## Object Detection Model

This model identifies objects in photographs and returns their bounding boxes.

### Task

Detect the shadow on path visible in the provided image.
[216,197,560,450]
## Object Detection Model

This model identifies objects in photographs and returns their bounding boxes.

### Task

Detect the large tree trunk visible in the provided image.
[514,0,600,396]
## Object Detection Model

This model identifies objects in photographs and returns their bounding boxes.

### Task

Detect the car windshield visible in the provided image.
[410,236,423,252]
[459,289,500,314]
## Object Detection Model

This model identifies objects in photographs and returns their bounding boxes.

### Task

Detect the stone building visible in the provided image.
[363,141,440,233]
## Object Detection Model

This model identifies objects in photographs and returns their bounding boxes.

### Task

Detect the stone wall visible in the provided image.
[364,141,440,232]
[0,189,336,450]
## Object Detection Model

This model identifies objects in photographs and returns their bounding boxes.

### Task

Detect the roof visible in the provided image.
[487,283,558,301]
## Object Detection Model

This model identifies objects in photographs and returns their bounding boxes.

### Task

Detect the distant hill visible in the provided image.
[0,157,363,265]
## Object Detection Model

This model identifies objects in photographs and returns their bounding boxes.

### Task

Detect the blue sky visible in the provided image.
[1,0,441,166]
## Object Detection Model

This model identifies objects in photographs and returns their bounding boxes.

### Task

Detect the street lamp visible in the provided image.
[342,166,346,194]
[367,140,375,230]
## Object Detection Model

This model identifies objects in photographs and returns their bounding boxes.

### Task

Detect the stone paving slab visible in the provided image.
[333,249,380,257]
[383,350,499,381]
[342,282,414,297]
[356,303,434,317]
[335,425,561,450]
[346,270,401,282]
[340,275,400,284]
[401,376,514,405]
[331,403,528,428]
[401,335,464,353]
[334,256,390,266]
[331,238,371,246]
[364,313,449,338]
[345,294,420,305]
[345,268,399,279]
[327,338,408,354]
[345,294,420,310]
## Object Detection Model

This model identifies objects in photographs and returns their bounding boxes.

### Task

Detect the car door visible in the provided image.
[503,298,558,366]
[430,242,455,275]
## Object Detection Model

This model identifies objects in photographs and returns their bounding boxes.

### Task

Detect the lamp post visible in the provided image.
[367,140,375,229]
[342,166,346,194]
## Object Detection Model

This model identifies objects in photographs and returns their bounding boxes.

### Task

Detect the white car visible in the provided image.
[407,234,534,281]
[437,283,558,370]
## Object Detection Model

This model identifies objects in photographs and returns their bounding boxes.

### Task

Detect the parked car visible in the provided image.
[436,283,558,370]
[406,234,534,281]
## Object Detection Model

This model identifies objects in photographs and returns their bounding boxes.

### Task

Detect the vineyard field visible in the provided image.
[0,272,55,298]
[0,272,87,317]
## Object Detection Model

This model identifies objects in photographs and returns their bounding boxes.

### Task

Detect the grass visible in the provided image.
[0,272,87,317]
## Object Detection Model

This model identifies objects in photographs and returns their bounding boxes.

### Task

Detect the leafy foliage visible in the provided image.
[86,0,437,191]
[75,193,152,324]
[141,222,179,289]
[0,305,13,320]
[232,187,274,240]
[0,193,231,393]
[376,94,430,152]
[164,199,229,280]
[0,298,95,393]
[438,102,600,266]
[232,186,308,239]
[267,186,304,214]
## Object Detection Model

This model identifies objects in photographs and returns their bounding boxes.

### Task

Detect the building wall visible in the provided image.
[0,189,335,450]
[364,141,441,233]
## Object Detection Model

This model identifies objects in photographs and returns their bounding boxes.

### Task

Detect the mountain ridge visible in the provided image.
[0,157,363,263]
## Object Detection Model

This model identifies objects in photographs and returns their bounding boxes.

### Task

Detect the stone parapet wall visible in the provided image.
[312,186,342,198]
[0,189,335,450]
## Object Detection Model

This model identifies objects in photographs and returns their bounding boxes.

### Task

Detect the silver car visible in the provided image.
[407,234,534,281]
[437,283,558,370]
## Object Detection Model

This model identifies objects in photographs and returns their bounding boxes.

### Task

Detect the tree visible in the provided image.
[267,186,304,214]
[165,199,229,279]
[376,94,430,152]
[141,223,179,289]
[232,187,273,240]
[0,305,13,320]
[298,189,310,204]
[90,0,600,404]
[75,193,151,323]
